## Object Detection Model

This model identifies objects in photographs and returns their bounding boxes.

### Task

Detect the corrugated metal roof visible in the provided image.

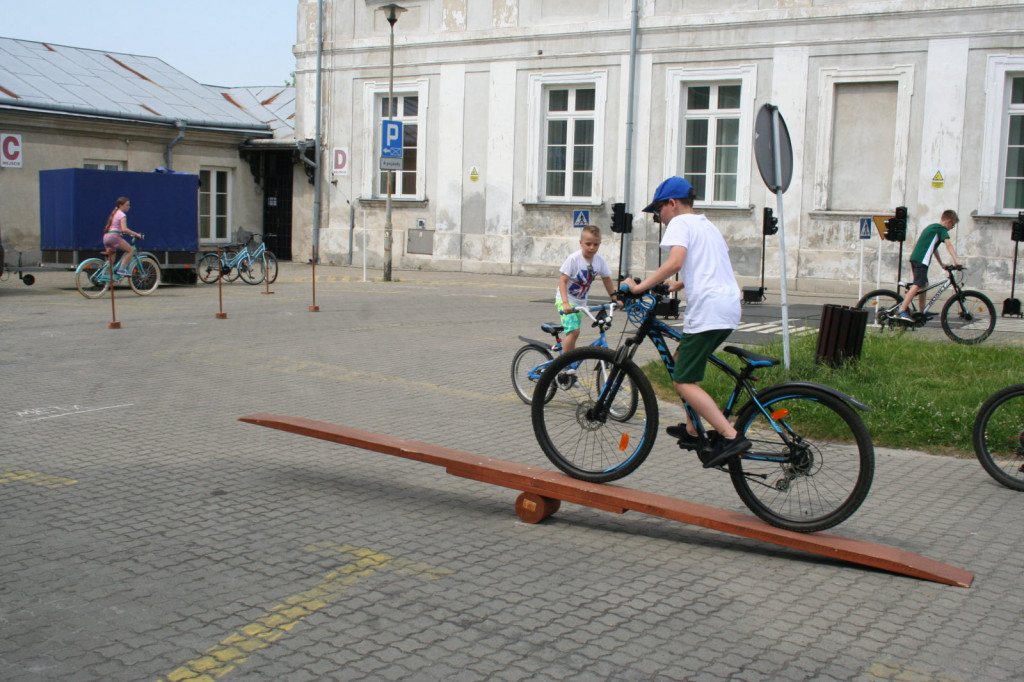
[0,37,291,136]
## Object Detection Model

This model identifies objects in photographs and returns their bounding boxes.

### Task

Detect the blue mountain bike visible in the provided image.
[511,303,638,420]
[531,283,875,532]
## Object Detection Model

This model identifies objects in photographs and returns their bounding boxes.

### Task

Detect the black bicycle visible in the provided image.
[531,284,875,532]
[972,384,1024,491]
[855,265,996,345]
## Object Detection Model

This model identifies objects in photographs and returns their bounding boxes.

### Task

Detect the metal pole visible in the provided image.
[311,0,324,262]
[383,14,397,282]
[771,108,791,370]
[620,0,640,279]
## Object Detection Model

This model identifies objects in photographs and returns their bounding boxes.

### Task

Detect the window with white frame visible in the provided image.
[543,86,596,200]
[363,79,428,200]
[527,71,606,203]
[199,168,230,241]
[1004,75,1024,210]
[84,160,124,171]
[378,93,420,197]
[682,83,742,203]
[665,66,756,207]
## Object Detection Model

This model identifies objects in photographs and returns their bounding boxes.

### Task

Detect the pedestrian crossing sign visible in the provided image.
[573,210,590,228]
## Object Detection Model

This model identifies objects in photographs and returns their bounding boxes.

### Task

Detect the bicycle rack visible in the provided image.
[240,414,973,588]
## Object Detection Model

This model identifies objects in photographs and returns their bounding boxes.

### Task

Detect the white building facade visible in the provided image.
[293,0,1024,295]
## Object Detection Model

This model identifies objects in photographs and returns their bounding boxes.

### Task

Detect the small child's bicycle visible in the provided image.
[855,265,996,345]
[972,383,1024,491]
[530,283,875,533]
[74,236,161,299]
[511,303,638,419]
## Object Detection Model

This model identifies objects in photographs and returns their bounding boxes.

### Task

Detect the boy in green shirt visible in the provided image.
[896,209,962,320]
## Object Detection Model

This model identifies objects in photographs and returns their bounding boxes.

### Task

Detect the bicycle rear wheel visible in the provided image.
[75,258,110,299]
[129,256,160,295]
[855,289,901,329]
[197,253,222,283]
[730,384,874,532]
[941,291,995,344]
[972,384,1024,491]
[511,345,554,405]
[531,347,657,483]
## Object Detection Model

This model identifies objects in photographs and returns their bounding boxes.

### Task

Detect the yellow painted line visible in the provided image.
[0,466,77,488]
[158,544,450,682]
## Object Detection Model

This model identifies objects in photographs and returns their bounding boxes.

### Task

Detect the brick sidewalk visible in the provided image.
[1,264,1021,680]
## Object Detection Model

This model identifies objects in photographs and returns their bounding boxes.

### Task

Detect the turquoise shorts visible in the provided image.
[555,301,581,334]
[672,328,734,384]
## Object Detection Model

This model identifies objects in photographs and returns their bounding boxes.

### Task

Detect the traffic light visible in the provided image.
[762,207,778,235]
[884,206,907,242]
[611,202,632,234]
[1012,211,1024,242]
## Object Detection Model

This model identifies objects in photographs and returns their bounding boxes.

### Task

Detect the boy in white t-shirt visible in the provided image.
[626,176,749,469]
[555,225,618,354]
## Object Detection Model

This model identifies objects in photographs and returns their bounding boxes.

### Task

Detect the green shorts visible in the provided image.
[555,301,581,334]
[672,328,734,384]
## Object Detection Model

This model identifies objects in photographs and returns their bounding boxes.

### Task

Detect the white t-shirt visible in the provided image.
[660,212,741,333]
[555,250,611,307]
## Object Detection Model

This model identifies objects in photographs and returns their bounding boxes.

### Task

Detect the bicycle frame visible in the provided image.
[518,304,617,382]
[899,267,961,315]
[601,292,869,459]
[83,240,156,284]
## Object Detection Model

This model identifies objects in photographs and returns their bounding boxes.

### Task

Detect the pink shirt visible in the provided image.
[109,210,127,232]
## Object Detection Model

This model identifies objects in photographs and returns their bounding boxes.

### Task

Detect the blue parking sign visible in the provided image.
[381,120,403,158]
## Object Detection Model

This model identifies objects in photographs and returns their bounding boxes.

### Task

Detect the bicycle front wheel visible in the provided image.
[129,256,160,295]
[855,289,901,329]
[730,384,874,532]
[238,257,266,284]
[511,345,554,405]
[531,347,657,483]
[941,291,995,345]
[75,258,110,299]
[263,252,279,284]
[197,253,222,283]
[972,384,1024,491]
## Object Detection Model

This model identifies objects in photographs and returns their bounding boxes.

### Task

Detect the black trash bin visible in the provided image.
[815,304,868,367]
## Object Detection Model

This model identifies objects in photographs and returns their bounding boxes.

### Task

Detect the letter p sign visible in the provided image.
[381,120,403,158]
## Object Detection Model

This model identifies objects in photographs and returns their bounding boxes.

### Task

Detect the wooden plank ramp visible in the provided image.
[240,414,973,588]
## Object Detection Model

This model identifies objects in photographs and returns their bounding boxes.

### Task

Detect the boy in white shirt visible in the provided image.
[555,225,618,354]
[626,176,749,469]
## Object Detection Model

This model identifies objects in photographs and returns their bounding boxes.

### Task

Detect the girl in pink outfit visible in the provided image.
[101,197,142,275]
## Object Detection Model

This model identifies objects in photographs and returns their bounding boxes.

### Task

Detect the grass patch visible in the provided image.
[643,333,1024,456]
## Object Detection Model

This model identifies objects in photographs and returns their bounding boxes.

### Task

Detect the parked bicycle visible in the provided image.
[511,303,637,419]
[855,265,995,345]
[197,234,272,285]
[74,236,160,298]
[972,384,1024,491]
[530,283,875,532]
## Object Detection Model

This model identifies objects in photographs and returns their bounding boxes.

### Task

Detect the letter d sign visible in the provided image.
[1,133,22,168]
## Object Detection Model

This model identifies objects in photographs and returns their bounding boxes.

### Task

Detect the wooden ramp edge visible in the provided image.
[240,414,973,588]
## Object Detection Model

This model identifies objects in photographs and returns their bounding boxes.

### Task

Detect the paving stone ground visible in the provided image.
[1,264,1022,681]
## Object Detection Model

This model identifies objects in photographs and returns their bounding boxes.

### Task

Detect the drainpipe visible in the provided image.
[165,120,186,170]
[311,0,324,263]
[620,0,639,280]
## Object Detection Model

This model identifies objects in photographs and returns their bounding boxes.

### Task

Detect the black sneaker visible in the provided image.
[702,436,752,469]
[666,423,714,451]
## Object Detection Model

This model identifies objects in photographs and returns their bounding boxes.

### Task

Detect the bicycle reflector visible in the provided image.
[771,408,790,421]
[619,433,630,451]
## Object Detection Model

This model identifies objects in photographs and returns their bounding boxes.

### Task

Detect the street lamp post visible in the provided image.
[380,3,406,282]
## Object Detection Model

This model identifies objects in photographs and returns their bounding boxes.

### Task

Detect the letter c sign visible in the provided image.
[1,133,22,168]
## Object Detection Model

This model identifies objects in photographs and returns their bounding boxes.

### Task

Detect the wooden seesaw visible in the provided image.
[240,414,973,588]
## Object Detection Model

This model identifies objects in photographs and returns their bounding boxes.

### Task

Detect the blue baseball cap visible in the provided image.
[642,176,694,213]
